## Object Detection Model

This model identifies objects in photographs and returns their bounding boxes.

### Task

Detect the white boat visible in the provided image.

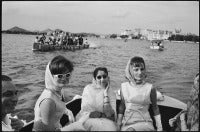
[19,92,186,131]
[150,40,164,51]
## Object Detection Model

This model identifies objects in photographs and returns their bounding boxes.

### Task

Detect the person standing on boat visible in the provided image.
[67,36,74,46]
[84,38,88,45]
[78,36,83,46]
[2,75,24,131]
[76,67,117,131]
[39,33,46,44]
[116,56,163,131]
[33,55,86,131]
[34,36,39,43]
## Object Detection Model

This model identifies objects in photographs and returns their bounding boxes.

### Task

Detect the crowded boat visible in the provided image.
[32,31,90,52]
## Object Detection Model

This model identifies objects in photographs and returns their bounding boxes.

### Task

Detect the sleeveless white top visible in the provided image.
[121,82,153,125]
[34,89,66,129]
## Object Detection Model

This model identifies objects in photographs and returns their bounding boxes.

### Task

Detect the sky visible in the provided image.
[2,1,199,35]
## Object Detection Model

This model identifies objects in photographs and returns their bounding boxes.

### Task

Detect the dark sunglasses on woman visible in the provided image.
[97,75,107,80]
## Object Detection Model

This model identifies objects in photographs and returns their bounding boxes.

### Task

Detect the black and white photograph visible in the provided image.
[2,1,199,131]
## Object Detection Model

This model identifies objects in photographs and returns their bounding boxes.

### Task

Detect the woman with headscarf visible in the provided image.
[33,55,86,131]
[76,67,117,131]
[116,56,163,131]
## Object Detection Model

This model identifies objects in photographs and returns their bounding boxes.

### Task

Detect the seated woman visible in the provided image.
[169,73,199,131]
[33,55,86,131]
[116,56,163,131]
[76,67,117,131]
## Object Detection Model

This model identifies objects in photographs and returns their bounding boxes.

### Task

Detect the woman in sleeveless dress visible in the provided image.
[33,55,86,131]
[116,56,163,131]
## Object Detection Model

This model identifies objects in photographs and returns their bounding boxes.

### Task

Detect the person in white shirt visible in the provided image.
[2,75,24,131]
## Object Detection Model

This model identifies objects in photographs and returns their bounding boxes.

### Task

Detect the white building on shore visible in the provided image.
[121,28,173,40]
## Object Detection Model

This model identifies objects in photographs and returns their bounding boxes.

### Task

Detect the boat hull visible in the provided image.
[150,45,164,51]
[19,95,186,131]
[32,43,90,52]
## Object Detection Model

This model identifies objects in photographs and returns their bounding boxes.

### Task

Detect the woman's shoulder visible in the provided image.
[36,90,55,103]
[84,83,94,89]
[82,84,94,92]
[145,82,153,87]
[121,81,129,86]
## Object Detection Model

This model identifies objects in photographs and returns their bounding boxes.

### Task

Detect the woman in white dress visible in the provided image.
[76,67,117,131]
[33,55,85,131]
[116,56,163,131]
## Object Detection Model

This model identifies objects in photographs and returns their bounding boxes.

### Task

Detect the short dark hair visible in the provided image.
[130,56,146,69]
[2,75,12,81]
[49,55,74,75]
[93,67,108,79]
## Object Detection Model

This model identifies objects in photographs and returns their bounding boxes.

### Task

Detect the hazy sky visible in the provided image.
[2,1,199,35]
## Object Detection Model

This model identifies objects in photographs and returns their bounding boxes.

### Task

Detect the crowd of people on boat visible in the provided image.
[34,31,87,47]
[2,55,199,131]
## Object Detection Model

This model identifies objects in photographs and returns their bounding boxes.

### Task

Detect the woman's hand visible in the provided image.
[66,109,75,123]
[89,111,102,118]
[104,77,110,96]
[10,118,24,131]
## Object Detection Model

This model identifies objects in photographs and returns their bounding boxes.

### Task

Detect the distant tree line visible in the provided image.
[2,30,100,37]
[72,33,100,38]
[2,30,44,35]
[168,34,199,43]
[109,33,199,43]
[110,34,142,39]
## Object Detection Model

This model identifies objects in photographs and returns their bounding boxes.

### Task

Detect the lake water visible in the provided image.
[2,33,199,122]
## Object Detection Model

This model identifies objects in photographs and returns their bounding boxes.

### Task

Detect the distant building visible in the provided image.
[100,35,106,38]
[121,29,132,36]
[120,28,173,40]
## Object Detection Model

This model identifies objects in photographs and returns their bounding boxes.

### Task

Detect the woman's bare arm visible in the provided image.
[39,98,57,131]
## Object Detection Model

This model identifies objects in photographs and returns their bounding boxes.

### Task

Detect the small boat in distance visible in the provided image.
[150,39,164,51]
[19,92,186,132]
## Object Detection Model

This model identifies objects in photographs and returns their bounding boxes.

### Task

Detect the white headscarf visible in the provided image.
[125,58,136,84]
[45,62,62,92]
[125,57,146,85]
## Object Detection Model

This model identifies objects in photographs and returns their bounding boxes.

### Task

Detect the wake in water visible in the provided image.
[87,40,103,49]
[88,41,98,48]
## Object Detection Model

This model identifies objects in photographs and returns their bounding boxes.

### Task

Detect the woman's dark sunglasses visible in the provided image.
[96,75,107,80]
[54,73,71,79]
[3,90,18,97]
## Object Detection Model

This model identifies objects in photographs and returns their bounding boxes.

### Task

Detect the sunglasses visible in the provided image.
[96,75,107,80]
[54,73,71,79]
[3,90,18,97]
